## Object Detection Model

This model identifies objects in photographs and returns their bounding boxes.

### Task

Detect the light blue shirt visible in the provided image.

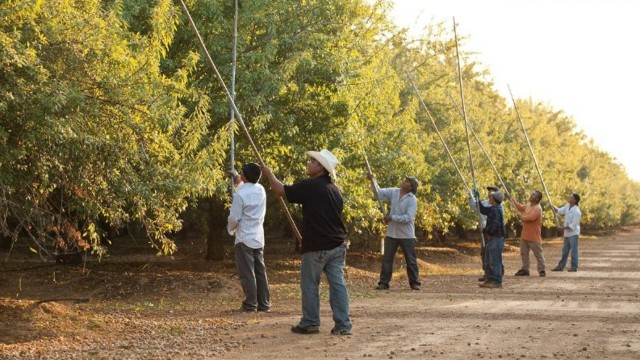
[373,184,417,239]
[227,183,266,249]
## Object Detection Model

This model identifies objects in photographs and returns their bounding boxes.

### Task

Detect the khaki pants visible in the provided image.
[520,239,545,272]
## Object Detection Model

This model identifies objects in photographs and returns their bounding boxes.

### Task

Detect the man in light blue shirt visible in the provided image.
[227,163,270,312]
[369,174,421,290]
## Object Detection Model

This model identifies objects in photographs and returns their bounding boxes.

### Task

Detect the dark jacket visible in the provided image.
[479,203,505,238]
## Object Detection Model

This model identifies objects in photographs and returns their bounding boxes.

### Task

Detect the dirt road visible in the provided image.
[1,228,639,359]
[227,229,640,359]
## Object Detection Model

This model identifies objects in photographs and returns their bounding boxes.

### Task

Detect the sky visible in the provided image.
[390,0,640,181]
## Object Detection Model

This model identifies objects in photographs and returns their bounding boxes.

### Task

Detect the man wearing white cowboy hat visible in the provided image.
[261,149,352,336]
[367,173,422,291]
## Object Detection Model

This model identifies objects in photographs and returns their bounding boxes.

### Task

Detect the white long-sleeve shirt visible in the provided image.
[227,183,266,249]
[557,203,581,237]
[372,183,417,239]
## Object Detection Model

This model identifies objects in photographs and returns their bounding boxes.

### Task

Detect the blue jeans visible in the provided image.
[379,237,421,287]
[484,237,504,285]
[556,235,579,270]
[299,244,352,332]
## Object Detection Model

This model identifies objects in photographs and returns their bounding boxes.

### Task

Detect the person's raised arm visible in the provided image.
[260,165,285,197]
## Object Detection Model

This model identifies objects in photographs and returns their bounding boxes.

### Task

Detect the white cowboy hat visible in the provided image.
[306,149,339,178]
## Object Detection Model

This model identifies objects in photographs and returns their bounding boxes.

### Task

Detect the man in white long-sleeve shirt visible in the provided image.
[368,174,422,291]
[551,193,582,272]
[227,163,270,312]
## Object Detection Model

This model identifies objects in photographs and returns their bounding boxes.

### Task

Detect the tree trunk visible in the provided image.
[454,222,467,240]
[206,196,227,261]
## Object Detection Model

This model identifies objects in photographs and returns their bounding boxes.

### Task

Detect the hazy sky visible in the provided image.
[390,0,640,181]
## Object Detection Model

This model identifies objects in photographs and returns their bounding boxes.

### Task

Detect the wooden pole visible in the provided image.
[453,18,486,247]
[363,153,386,215]
[406,73,471,191]
[228,0,238,198]
[363,152,386,255]
[446,92,517,210]
[177,0,303,247]
[507,85,560,224]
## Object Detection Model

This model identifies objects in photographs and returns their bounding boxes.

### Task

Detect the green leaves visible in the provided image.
[1,0,637,258]
[0,0,227,257]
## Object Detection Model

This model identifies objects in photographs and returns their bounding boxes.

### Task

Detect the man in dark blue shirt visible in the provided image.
[262,149,352,335]
[471,189,506,288]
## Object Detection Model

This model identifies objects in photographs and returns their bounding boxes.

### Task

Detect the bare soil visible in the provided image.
[1,227,639,359]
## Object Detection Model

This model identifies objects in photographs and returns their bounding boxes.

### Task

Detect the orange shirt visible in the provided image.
[513,200,542,242]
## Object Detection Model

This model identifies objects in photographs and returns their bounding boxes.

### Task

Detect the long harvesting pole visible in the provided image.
[446,92,515,204]
[507,85,559,222]
[229,0,238,198]
[406,73,471,190]
[363,151,386,255]
[363,153,386,215]
[178,0,302,246]
[453,18,486,248]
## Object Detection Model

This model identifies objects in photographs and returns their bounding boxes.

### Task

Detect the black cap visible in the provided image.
[572,193,581,205]
[404,175,419,195]
[242,163,261,183]
[486,185,499,192]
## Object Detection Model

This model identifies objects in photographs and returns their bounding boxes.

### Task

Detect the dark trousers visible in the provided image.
[484,237,505,285]
[378,236,421,287]
[481,243,505,275]
[235,243,270,311]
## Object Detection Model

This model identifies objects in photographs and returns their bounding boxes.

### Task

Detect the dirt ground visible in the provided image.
[1,227,639,359]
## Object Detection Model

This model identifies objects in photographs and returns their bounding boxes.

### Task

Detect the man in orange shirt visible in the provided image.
[511,190,546,277]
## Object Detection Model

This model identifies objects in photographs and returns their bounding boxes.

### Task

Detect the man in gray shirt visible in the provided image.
[368,174,421,290]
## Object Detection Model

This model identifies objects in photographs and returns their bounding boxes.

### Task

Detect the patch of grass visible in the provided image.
[167,325,185,334]
[87,318,102,329]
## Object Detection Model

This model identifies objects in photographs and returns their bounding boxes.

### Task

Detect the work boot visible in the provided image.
[331,328,352,336]
[291,325,320,334]
[514,269,530,276]
[551,267,563,271]
[375,283,389,290]
[479,281,502,288]
[539,270,546,277]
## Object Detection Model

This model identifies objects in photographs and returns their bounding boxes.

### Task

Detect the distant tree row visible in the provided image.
[2,0,638,260]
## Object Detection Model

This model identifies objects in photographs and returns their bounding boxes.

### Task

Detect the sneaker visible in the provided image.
[257,307,271,313]
[410,284,421,291]
[239,307,256,312]
[479,281,502,288]
[514,269,530,276]
[478,276,486,282]
[331,328,352,336]
[539,270,546,277]
[375,283,389,290]
[567,268,578,272]
[551,267,563,272]
[291,325,320,334]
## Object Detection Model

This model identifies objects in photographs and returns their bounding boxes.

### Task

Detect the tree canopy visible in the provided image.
[2,0,638,259]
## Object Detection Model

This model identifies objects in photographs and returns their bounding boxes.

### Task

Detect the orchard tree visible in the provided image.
[0,0,228,259]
